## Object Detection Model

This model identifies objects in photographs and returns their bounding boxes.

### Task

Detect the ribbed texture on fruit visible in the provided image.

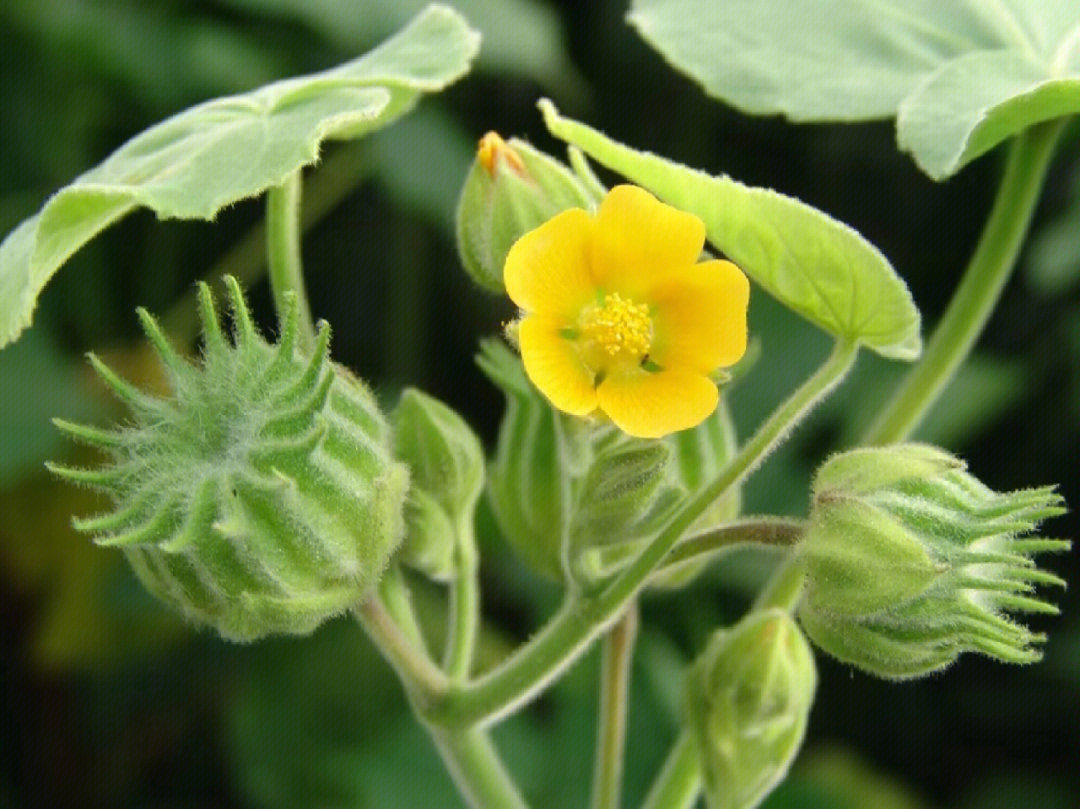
[49,277,407,641]
[798,444,1070,678]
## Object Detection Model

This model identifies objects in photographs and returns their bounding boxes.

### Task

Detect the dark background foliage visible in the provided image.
[1,2,1077,807]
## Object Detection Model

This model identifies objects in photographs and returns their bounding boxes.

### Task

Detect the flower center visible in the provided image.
[578,292,653,367]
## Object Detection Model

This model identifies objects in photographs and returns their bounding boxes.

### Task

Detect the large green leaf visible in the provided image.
[628,0,1080,178]
[540,101,921,360]
[0,4,480,348]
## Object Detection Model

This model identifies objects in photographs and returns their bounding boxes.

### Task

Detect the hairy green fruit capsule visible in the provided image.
[798,444,1070,678]
[392,388,484,580]
[684,609,817,809]
[456,132,594,292]
[49,278,407,641]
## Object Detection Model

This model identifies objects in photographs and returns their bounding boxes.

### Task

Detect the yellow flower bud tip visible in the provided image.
[477,131,526,177]
[503,184,750,439]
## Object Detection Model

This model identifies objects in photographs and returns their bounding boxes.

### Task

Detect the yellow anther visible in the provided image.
[477,131,526,177]
[580,292,653,361]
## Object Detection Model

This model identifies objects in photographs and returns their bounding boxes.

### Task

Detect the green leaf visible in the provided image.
[628,0,1080,178]
[0,4,480,348]
[540,101,921,359]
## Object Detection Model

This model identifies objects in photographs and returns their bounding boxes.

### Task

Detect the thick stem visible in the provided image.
[266,170,317,352]
[590,605,639,809]
[428,728,531,809]
[865,121,1065,445]
[426,340,858,729]
[445,518,480,682]
[640,731,701,809]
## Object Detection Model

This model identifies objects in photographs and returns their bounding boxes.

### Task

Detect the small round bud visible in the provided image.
[456,132,594,291]
[392,388,484,580]
[50,278,407,641]
[798,444,1070,678]
[684,609,817,809]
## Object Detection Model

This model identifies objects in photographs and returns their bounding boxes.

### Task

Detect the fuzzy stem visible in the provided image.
[266,169,317,353]
[354,597,448,709]
[653,517,805,580]
[427,728,531,809]
[445,517,481,682]
[590,604,639,809]
[425,339,858,730]
[640,731,701,809]
[865,121,1065,445]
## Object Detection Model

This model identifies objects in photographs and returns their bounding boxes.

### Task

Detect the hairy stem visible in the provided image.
[426,339,858,729]
[590,604,639,809]
[653,517,805,581]
[428,728,531,809]
[266,169,316,352]
[640,731,701,809]
[354,597,448,708]
[865,121,1065,445]
[445,518,480,682]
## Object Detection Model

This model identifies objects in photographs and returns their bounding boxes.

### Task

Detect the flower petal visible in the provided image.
[589,185,706,295]
[648,259,750,372]
[597,367,718,439]
[519,315,597,416]
[504,208,595,318]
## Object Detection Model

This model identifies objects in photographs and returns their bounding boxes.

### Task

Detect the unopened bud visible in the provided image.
[684,609,817,809]
[798,444,1070,678]
[456,132,594,291]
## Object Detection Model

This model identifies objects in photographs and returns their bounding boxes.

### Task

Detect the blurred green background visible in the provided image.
[1,2,1078,807]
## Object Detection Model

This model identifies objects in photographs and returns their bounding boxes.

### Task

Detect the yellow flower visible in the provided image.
[504,185,749,439]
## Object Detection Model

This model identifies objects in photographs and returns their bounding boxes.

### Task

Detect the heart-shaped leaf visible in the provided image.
[0,4,480,348]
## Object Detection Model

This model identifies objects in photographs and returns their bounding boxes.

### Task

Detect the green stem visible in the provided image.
[445,518,480,682]
[162,144,368,342]
[354,597,448,710]
[426,339,858,729]
[428,728,531,809]
[753,554,807,613]
[266,169,317,352]
[640,731,701,809]
[379,564,428,652]
[590,604,639,809]
[865,121,1065,445]
[653,517,805,580]
[357,598,529,809]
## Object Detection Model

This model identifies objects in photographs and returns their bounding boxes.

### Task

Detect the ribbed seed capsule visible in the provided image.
[49,277,407,641]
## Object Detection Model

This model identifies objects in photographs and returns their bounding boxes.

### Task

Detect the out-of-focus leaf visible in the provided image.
[1,0,284,105]
[222,0,585,96]
[628,0,1080,178]
[763,746,927,809]
[540,100,921,359]
[0,328,100,487]
[0,473,185,671]
[1026,170,1080,296]
[0,5,480,348]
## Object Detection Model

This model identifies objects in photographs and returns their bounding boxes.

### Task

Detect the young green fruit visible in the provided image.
[798,444,1070,678]
[684,609,817,809]
[49,278,407,641]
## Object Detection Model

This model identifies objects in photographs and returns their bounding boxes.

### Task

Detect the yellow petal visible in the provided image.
[597,367,718,439]
[519,315,597,416]
[648,259,750,372]
[589,185,706,296]
[504,208,595,318]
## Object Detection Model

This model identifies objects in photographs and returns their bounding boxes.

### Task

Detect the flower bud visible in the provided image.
[684,609,817,809]
[456,132,594,291]
[49,278,408,641]
[392,388,484,580]
[798,444,1070,678]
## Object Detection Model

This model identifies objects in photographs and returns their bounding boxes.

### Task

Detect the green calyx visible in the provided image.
[479,338,743,587]
[49,277,407,641]
[798,443,1070,678]
[684,609,817,809]
[456,133,594,292]
[392,388,484,580]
